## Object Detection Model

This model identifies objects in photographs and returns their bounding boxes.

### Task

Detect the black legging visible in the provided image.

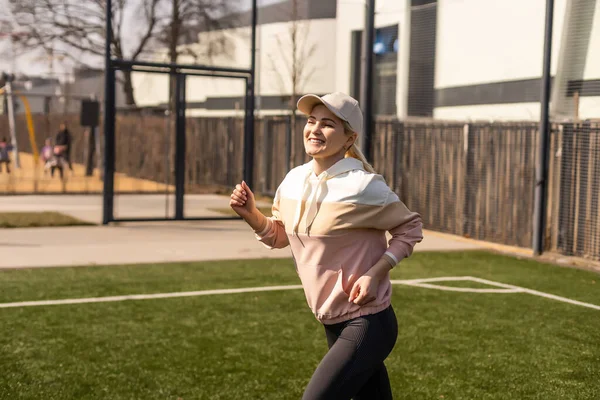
[303,306,398,400]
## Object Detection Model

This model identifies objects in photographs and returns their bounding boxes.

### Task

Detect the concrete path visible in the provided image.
[0,194,482,269]
[0,222,481,269]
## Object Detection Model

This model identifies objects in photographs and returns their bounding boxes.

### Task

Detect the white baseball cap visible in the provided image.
[297,92,364,135]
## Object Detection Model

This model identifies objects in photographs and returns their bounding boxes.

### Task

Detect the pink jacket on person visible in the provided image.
[255,157,423,324]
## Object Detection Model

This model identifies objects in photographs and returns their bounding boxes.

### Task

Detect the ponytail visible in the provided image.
[342,121,376,173]
[345,144,376,173]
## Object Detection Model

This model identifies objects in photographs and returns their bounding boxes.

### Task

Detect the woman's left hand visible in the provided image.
[348,275,380,305]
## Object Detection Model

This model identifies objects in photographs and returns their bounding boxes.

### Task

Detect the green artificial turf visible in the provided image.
[0,251,599,399]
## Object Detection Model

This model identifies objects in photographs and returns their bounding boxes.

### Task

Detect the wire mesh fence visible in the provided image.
[549,121,600,260]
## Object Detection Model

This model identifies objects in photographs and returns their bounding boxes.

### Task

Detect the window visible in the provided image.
[373,25,398,116]
[350,24,399,116]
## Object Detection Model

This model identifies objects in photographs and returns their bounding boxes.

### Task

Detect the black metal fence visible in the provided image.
[3,112,600,260]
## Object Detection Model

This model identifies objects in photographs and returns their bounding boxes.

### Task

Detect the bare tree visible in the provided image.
[267,0,317,167]
[156,0,233,64]
[9,0,236,107]
[154,0,236,111]
[9,0,162,106]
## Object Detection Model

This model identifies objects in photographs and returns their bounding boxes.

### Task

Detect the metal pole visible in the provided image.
[174,74,186,220]
[102,0,116,225]
[5,77,20,168]
[360,0,376,162]
[86,126,96,176]
[164,109,170,218]
[533,0,555,255]
[285,115,292,172]
[261,119,269,194]
[243,0,257,189]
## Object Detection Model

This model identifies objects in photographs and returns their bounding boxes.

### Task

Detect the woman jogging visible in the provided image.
[230,92,423,399]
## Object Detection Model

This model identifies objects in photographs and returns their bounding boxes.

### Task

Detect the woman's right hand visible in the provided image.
[230,181,257,218]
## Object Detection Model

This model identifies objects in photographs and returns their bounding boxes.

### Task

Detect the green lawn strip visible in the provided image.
[0,212,93,228]
[0,287,598,399]
[0,251,598,307]
[207,206,273,217]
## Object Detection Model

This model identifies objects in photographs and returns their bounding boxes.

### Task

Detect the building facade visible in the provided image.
[131,0,600,121]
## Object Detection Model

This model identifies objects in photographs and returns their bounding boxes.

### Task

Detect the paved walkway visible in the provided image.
[0,222,481,269]
[0,195,482,269]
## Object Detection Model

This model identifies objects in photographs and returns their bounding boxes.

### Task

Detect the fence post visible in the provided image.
[261,118,269,194]
[463,123,474,237]
[243,0,257,188]
[286,114,292,172]
[392,120,403,195]
[174,74,186,220]
[227,118,233,188]
[102,0,115,225]
[4,77,20,169]
[533,0,555,254]
[360,0,375,162]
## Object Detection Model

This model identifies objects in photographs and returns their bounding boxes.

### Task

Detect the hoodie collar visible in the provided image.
[308,157,364,178]
[292,157,364,236]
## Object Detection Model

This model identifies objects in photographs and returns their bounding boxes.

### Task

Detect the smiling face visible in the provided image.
[303,105,357,162]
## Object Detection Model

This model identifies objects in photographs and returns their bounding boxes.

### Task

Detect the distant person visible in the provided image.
[49,144,67,180]
[40,138,54,173]
[55,122,73,171]
[0,137,13,173]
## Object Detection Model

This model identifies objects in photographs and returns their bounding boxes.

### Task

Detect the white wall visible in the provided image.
[131,0,600,120]
[132,19,337,114]
[435,103,542,121]
[584,0,600,81]
[132,73,169,108]
[435,0,567,88]
[579,0,600,118]
[433,0,600,121]
[259,19,337,97]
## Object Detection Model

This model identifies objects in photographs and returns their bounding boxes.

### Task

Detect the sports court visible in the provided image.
[1,251,599,399]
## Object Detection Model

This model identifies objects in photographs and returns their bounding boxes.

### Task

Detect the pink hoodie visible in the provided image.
[255,157,423,324]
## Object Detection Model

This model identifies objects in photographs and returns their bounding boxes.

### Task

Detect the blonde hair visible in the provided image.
[342,121,376,173]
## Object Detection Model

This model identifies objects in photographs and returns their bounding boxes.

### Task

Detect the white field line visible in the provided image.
[0,285,304,309]
[466,276,600,311]
[396,282,521,293]
[393,276,600,311]
[391,276,522,293]
[394,276,476,284]
[0,276,598,311]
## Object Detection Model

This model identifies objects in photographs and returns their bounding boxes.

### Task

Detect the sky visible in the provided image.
[0,0,286,80]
